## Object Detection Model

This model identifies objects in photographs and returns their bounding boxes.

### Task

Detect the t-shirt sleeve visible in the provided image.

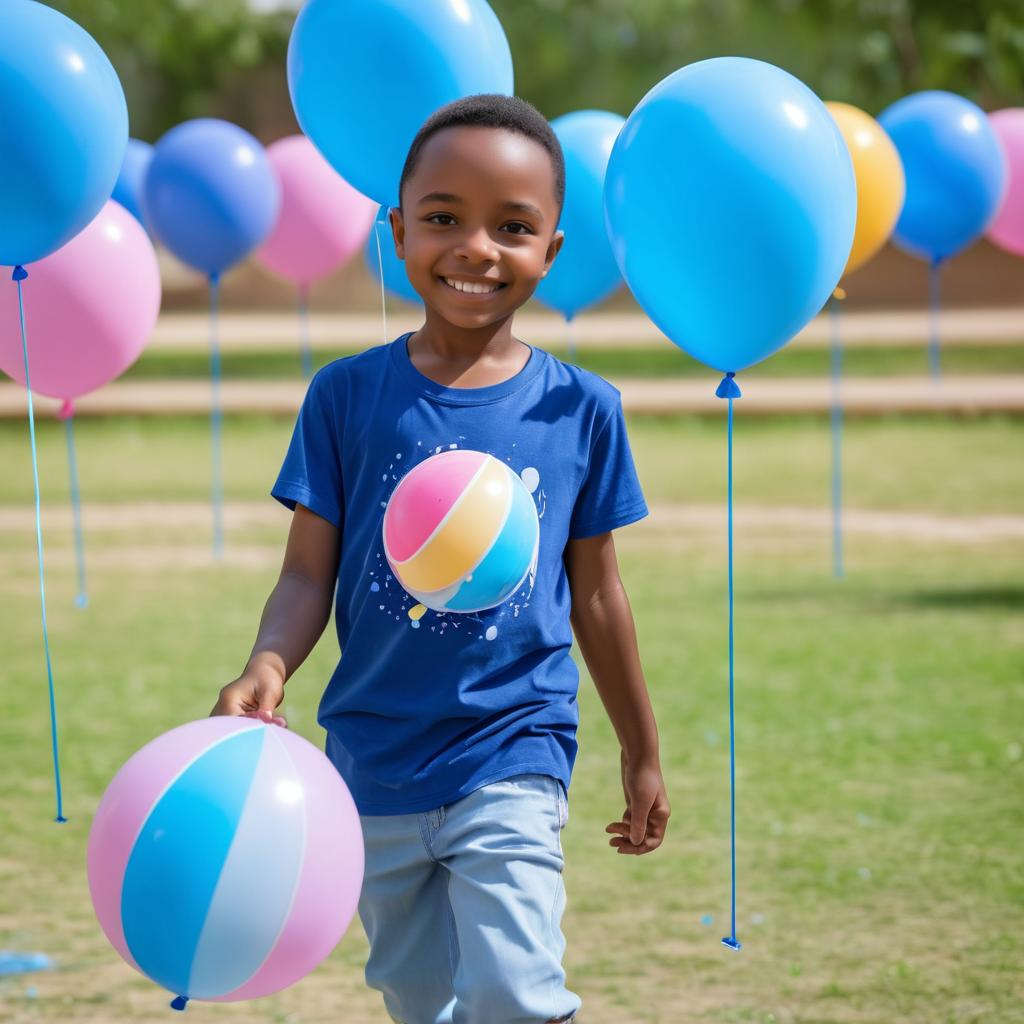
[568,394,648,539]
[271,368,344,528]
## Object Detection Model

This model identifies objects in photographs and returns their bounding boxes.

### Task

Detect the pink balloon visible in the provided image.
[0,200,161,409]
[988,109,1024,257]
[257,135,376,287]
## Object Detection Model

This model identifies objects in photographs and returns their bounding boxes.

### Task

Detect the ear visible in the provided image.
[390,207,405,260]
[539,229,565,279]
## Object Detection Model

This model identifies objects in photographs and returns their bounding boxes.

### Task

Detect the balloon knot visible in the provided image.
[12,266,28,282]
[376,206,390,225]
[57,399,74,421]
[170,995,189,1011]
[209,271,220,286]
[715,373,742,399]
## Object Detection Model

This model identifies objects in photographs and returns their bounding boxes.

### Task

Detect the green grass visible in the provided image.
[117,341,1024,382]
[1,413,1022,1023]
[1,413,1022,515]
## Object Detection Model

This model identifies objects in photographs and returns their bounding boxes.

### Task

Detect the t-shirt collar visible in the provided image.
[389,332,544,407]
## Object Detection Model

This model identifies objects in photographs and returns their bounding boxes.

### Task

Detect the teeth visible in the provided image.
[444,277,500,294]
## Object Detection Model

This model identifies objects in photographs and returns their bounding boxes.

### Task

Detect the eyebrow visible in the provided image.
[416,191,545,221]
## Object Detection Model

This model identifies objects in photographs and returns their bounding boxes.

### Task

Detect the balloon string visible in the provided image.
[13,266,67,823]
[928,259,942,381]
[829,298,844,580]
[373,209,389,346]
[64,414,89,608]
[297,286,313,381]
[566,313,576,363]
[209,272,223,561]
[715,371,742,952]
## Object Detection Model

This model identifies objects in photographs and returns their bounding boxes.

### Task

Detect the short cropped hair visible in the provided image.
[398,94,565,216]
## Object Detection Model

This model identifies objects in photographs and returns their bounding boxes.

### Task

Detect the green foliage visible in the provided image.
[489,0,1024,117]
[52,0,292,140]
[53,0,1024,139]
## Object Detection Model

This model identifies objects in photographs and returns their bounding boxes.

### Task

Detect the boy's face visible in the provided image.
[392,126,563,330]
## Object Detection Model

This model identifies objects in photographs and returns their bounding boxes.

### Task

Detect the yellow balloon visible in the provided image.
[826,101,905,277]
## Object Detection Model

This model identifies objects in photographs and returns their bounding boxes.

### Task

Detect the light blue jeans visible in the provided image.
[357,773,581,1024]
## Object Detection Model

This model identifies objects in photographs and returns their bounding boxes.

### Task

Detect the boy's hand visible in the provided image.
[605,749,670,855]
[211,669,288,728]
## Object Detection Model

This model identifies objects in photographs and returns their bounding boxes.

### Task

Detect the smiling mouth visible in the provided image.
[438,276,508,296]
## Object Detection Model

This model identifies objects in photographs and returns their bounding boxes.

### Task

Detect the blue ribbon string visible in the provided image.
[928,258,942,381]
[373,208,389,346]
[565,313,577,363]
[209,272,223,561]
[715,371,742,951]
[829,298,844,580]
[64,413,89,607]
[298,286,313,381]
[13,266,67,823]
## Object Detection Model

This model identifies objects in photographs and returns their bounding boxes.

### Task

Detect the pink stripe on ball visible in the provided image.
[384,448,486,562]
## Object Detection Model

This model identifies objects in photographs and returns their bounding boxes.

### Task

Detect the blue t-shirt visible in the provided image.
[272,333,648,814]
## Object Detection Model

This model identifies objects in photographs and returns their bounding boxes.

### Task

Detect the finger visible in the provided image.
[610,834,663,855]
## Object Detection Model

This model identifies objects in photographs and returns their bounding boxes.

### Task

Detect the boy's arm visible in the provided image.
[212,504,340,721]
[566,531,670,855]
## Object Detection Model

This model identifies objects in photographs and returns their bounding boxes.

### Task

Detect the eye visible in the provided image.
[425,213,456,226]
[501,221,534,235]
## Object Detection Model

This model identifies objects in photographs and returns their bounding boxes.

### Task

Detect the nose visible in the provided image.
[453,224,498,264]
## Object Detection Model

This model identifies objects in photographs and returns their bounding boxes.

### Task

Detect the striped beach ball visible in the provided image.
[87,717,363,1009]
[383,449,539,613]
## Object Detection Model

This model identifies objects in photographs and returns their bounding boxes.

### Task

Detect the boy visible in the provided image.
[213,94,670,1024]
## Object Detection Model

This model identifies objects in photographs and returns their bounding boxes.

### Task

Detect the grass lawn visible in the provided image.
[1,413,1022,515]
[1,411,1022,1023]
[117,341,1024,382]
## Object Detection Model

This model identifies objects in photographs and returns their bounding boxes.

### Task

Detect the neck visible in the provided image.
[411,308,519,363]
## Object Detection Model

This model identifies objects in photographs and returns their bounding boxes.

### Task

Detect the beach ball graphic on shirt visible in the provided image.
[87,717,364,1007]
[383,449,540,614]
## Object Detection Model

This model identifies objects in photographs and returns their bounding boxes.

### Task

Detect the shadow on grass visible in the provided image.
[897,585,1024,610]
[734,582,1024,614]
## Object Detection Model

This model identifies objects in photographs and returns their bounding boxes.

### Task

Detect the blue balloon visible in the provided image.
[534,110,624,320]
[288,0,513,208]
[365,210,422,306]
[604,58,856,375]
[144,119,280,276]
[0,0,128,266]
[113,139,155,229]
[879,91,1007,263]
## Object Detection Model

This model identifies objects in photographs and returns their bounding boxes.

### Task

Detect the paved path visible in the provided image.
[147,307,1024,351]
[3,375,1021,419]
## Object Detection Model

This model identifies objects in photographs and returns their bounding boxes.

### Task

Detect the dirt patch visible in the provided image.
[3,501,1022,544]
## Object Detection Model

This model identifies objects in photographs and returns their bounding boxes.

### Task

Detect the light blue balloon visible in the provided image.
[365,209,422,306]
[879,91,1007,263]
[113,139,155,229]
[288,0,513,208]
[144,119,280,276]
[604,57,856,375]
[0,0,128,266]
[534,110,624,320]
